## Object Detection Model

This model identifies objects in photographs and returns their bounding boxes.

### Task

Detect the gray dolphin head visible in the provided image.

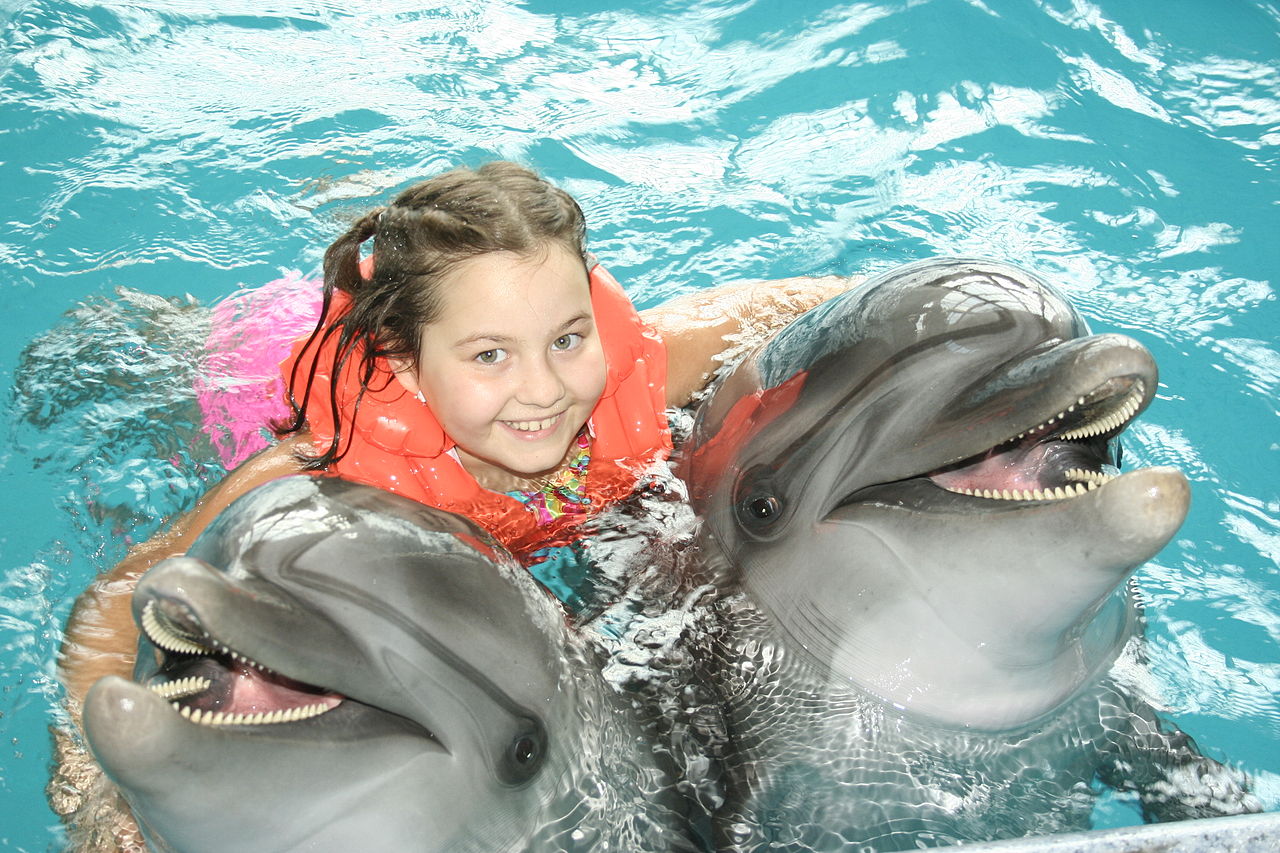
[681,258,1190,730]
[83,476,614,852]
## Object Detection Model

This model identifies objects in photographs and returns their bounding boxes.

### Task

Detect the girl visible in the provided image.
[59,161,851,711]
[278,162,673,608]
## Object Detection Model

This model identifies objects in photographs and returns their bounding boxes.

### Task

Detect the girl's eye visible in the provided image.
[475,348,507,364]
[552,333,583,351]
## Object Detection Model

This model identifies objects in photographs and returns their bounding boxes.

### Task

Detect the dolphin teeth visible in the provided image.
[948,482,1101,502]
[171,700,337,728]
[1017,382,1146,444]
[945,458,1125,501]
[1058,382,1146,441]
[150,677,212,701]
[142,601,277,672]
[142,602,215,656]
[1065,468,1115,487]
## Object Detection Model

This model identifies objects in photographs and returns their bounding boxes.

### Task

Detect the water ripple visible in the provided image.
[2,0,1278,844]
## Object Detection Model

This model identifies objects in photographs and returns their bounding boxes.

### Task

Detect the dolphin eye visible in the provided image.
[514,737,538,764]
[734,466,784,529]
[500,728,546,787]
[498,721,546,787]
[740,495,781,524]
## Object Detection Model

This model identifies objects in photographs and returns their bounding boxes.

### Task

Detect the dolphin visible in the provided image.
[83,476,697,853]
[676,258,1258,849]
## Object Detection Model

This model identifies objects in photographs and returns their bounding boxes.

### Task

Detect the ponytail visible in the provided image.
[277,208,384,469]
[323,207,383,297]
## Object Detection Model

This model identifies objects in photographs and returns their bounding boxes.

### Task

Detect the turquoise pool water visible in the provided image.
[1,0,1276,849]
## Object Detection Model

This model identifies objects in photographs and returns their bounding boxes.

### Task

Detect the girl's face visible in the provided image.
[394,245,607,490]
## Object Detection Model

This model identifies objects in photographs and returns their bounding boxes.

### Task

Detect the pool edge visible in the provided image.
[954,811,1280,852]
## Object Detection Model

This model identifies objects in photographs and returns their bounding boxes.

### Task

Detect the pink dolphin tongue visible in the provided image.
[929,438,1062,494]
[217,659,343,716]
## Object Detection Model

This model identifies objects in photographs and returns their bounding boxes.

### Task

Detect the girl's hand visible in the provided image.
[643,274,862,408]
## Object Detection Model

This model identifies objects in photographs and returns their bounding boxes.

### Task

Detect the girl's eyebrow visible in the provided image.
[452,332,512,349]
[451,313,593,350]
[557,312,594,332]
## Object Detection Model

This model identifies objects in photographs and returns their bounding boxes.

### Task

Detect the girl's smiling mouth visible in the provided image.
[501,412,564,435]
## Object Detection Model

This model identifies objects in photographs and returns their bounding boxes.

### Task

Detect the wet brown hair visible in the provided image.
[281,161,589,469]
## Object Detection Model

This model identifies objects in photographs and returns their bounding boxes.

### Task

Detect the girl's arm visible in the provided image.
[58,436,311,723]
[642,275,860,408]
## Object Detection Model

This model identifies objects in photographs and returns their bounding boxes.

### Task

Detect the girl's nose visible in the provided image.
[515,355,566,409]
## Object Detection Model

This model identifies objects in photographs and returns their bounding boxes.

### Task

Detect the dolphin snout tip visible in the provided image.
[1073,333,1158,385]
[85,675,158,733]
[138,555,221,591]
[85,675,146,720]
[84,677,178,777]
[1102,466,1191,547]
[1135,464,1191,511]
[133,555,229,625]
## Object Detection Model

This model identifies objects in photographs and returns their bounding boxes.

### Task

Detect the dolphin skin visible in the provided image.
[83,476,694,853]
[677,258,1259,850]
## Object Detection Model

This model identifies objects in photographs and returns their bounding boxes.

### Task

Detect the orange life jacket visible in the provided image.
[280,263,671,559]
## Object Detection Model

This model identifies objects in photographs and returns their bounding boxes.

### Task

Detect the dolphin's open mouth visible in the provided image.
[926,376,1144,502]
[140,600,345,727]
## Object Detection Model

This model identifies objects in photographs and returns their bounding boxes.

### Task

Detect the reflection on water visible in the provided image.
[14,289,220,539]
[1,0,1277,848]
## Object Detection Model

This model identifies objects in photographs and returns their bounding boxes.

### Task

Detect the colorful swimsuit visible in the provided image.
[505,431,597,610]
